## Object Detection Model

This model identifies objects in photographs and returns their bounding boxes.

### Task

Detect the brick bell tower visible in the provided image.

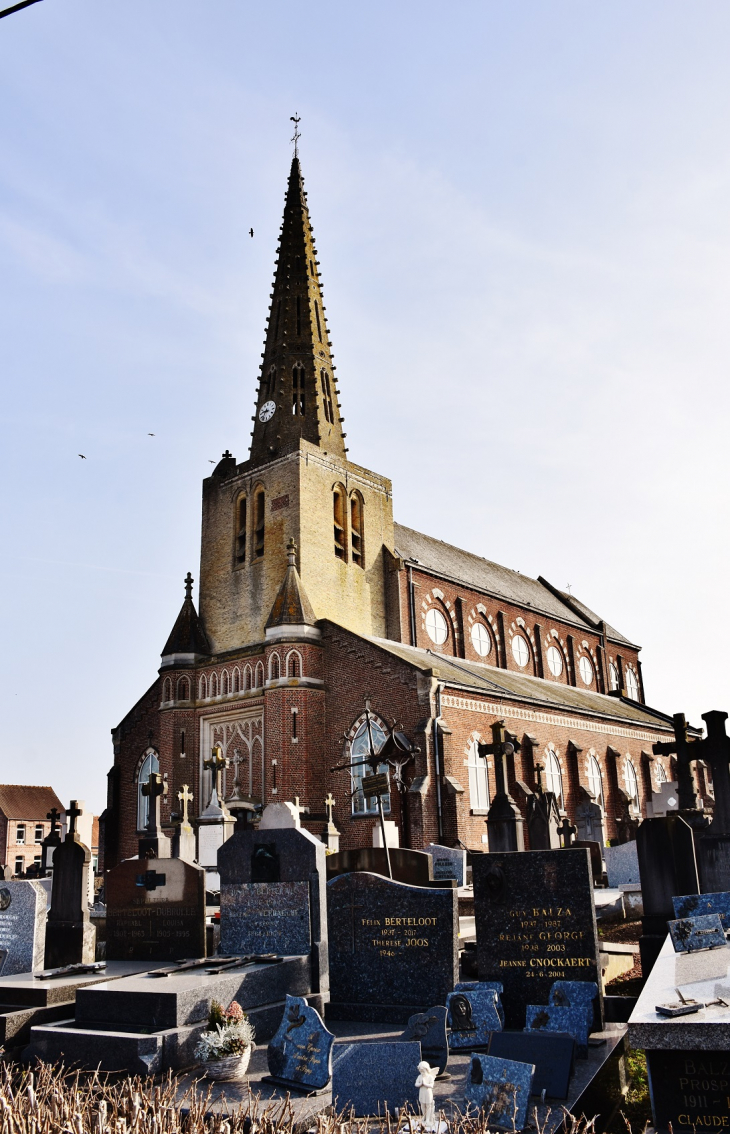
[198,153,396,653]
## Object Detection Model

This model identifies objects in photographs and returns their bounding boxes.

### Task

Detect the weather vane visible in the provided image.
[290,114,301,158]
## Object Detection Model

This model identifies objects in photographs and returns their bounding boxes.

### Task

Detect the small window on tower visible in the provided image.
[333,488,347,560]
[273,301,281,340]
[350,493,364,567]
[321,371,334,424]
[314,301,322,341]
[292,365,305,416]
[236,496,247,563]
[254,490,265,559]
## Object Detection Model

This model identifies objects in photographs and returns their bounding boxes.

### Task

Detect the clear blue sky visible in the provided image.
[2,2,729,815]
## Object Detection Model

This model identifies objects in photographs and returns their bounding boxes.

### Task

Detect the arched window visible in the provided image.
[270,653,280,681]
[314,300,322,342]
[625,667,640,701]
[546,645,564,678]
[199,675,207,700]
[245,665,253,691]
[587,754,604,809]
[177,677,189,701]
[266,363,277,398]
[232,668,240,694]
[254,489,265,559]
[609,662,619,691]
[625,758,639,812]
[333,487,347,560]
[544,749,564,807]
[210,673,218,698]
[287,651,301,678]
[350,493,364,567]
[221,671,229,695]
[321,370,334,424]
[255,662,264,688]
[656,762,668,787]
[137,750,159,830]
[162,678,172,703]
[578,655,594,686]
[511,634,530,668]
[235,496,247,564]
[350,715,390,815]
[467,739,490,811]
[292,364,306,416]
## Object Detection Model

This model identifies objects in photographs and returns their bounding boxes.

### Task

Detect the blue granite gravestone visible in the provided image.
[488,1031,575,1100]
[525,1004,589,1056]
[673,891,730,929]
[447,989,502,1048]
[464,1053,535,1129]
[331,1041,421,1116]
[454,981,505,1026]
[548,980,598,1032]
[668,913,726,953]
[400,1006,449,1076]
[265,994,334,1093]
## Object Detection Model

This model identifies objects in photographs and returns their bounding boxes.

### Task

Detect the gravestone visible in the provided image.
[480,723,525,852]
[0,881,46,975]
[548,979,598,1034]
[637,814,699,975]
[218,814,327,995]
[574,789,606,849]
[454,980,505,1026]
[138,774,172,860]
[525,1003,589,1057]
[173,785,196,864]
[400,1005,449,1077]
[327,872,458,1022]
[446,989,502,1048]
[44,801,95,969]
[526,769,561,851]
[105,856,206,961]
[473,848,602,1031]
[41,807,62,874]
[425,844,466,887]
[673,890,730,928]
[326,846,434,886]
[464,1053,535,1129]
[696,711,730,894]
[266,993,334,1092]
[605,841,640,887]
[322,793,340,854]
[572,839,604,884]
[488,1031,575,1100]
[331,1041,421,1116]
[646,781,680,819]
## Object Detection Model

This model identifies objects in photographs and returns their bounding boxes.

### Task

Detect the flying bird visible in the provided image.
[208,460,215,464]
[249,228,254,238]
[78,454,86,459]
[148,433,155,436]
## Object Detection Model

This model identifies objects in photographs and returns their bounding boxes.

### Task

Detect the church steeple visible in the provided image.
[248,156,346,465]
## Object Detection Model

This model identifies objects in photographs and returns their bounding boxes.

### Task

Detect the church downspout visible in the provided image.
[408,565,417,647]
[432,683,444,843]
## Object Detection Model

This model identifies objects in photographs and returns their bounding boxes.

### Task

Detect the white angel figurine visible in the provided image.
[415,1060,436,1129]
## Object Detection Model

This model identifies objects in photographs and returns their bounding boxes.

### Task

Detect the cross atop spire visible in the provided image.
[290,114,301,159]
[248,154,347,466]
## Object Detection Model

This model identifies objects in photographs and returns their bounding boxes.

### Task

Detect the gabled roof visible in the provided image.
[161,573,210,658]
[0,785,65,821]
[352,631,672,732]
[266,539,316,629]
[393,523,635,647]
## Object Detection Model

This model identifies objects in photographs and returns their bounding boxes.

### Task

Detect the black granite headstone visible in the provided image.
[646,1049,730,1134]
[327,872,458,1023]
[472,849,602,1031]
[105,856,206,961]
[45,802,95,968]
[326,847,434,886]
[637,814,699,976]
[488,1030,575,1100]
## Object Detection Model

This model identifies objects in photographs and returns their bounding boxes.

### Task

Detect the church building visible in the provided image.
[103,154,704,868]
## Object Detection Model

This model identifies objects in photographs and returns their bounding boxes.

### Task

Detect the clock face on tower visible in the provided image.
[258,400,276,423]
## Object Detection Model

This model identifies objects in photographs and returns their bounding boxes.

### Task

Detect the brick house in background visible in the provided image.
[103,154,708,868]
[0,786,65,877]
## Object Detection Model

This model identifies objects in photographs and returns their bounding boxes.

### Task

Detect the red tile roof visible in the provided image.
[0,785,65,821]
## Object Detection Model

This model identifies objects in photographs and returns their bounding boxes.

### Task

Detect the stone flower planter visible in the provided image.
[201,1044,253,1082]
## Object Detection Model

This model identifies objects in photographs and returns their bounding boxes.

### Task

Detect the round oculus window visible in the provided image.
[546,645,563,677]
[471,622,491,657]
[579,656,594,685]
[425,608,448,645]
[511,634,530,668]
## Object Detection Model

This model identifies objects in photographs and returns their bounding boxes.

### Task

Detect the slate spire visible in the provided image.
[161,573,210,664]
[265,539,317,631]
[248,156,346,465]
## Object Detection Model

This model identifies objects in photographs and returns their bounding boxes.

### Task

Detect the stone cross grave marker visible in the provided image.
[652,712,701,812]
[44,800,95,969]
[197,747,234,889]
[174,784,196,864]
[139,771,171,859]
[696,711,730,892]
[105,856,206,961]
[327,871,458,1023]
[479,721,525,852]
[0,880,47,975]
[472,848,602,1030]
[41,807,62,874]
[526,767,561,850]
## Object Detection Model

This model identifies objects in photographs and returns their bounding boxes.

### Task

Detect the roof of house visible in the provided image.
[393,523,635,647]
[0,785,65,821]
[362,633,673,733]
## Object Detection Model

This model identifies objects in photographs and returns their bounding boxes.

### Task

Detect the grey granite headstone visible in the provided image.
[327,872,458,1023]
[668,914,726,953]
[673,891,730,929]
[0,881,46,975]
[604,841,640,887]
[218,823,328,995]
[473,849,602,1030]
[447,989,502,1048]
[266,993,334,1092]
[425,844,466,887]
[464,1053,535,1129]
[525,1003,589,1056]
[400,1005,449,1076]
[331,1040,421,1116]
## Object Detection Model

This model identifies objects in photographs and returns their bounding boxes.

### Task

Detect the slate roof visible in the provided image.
[266,542,316,628]
[393,522,635,647]
[162,578,210,657]
[0,785,65,821]
[363,633,672,732]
